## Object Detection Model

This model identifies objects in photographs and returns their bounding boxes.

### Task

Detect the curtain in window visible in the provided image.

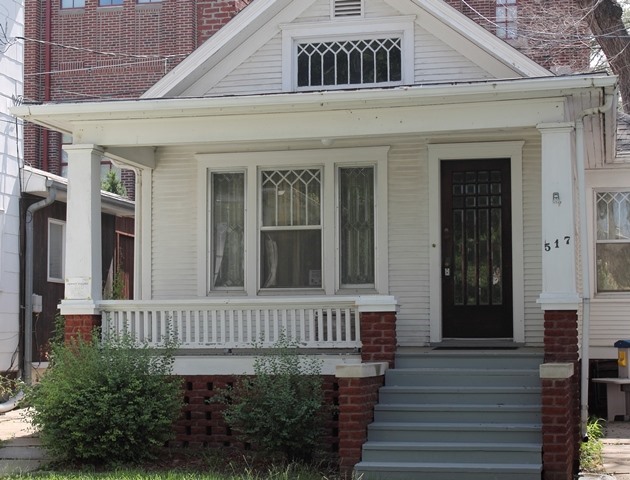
[340,167,375,286]
[260,169,322,288]
[212,173,245,289]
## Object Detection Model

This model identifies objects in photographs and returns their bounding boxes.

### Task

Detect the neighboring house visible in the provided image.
[20,0,257,381]
[0,0,24,374]
[20,166,134,378]
[13,1,628,480]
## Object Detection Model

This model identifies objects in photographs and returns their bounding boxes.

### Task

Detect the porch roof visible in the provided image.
[13,74,616,138]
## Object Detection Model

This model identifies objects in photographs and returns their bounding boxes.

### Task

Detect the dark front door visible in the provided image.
[441,159,513,338]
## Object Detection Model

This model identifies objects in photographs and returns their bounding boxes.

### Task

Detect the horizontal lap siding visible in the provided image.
[388,144,430,346]
[152,149,199,299]
[210,34,283,95]
[522,134,544,345]
[208,0,494,97]
[415,28,493,83]
[590,301,630,359]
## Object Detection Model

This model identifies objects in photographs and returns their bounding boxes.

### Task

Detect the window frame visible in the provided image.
[593,188,630,294]
[98,0,124,6]
[48,218,66,283]
[496,0,517,40]
[197,147,389,297]
[280,16,415,92]
[61,0,85,9]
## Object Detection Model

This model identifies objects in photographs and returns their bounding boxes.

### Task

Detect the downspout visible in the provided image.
[576,91,614,438]
[24,184,56,385]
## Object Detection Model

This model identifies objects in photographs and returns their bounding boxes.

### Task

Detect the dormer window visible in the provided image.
[281,16,415,92]
[333,0,363,18]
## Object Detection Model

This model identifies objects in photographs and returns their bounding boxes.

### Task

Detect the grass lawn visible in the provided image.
[3,468,329,480]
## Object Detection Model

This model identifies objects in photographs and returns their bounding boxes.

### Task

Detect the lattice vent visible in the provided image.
[334,0,362,17]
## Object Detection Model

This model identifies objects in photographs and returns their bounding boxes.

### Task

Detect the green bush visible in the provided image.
[26,331,183,466]
[580,417,605,472]
[216,335,328,463]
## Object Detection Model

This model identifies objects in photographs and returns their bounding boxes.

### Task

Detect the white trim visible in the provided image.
[428,141,525,343]
[47,218,66,283]
[141,168,152,299]
[585,168,630,299]
[281,16,415,92]
[196,147,389,297]
[336,362,388,379]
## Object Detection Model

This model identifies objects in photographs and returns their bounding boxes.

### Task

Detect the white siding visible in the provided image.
[590,301,630,359]
[0,0,23,371]
[414,27,493,83]
[521,133,544,345]
[211,33,283,96]
[387,144,430,346]
[208,0,495,97]
[150,133,545,347]
[151,148,199,299]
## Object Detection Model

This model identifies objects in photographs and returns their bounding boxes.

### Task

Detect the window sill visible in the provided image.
[257,288,326,296]
[592,294,630,302]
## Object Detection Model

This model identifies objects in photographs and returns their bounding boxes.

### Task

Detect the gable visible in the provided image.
[142,0,552,99]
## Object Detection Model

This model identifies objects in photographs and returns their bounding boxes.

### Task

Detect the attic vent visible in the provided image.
[334,0,362,17]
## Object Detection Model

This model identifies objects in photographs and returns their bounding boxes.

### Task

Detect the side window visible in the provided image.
[210,172,245,291]
[596,191,630,292]
[99,0,123,5]
[48,219,66,283]
[339,166,375,287]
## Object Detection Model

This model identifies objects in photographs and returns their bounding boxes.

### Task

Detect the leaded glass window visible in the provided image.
[340,167,375,286]
[211,172,245,290]
[596,191,630,292]
[297,38,402,89]
[260,169,322,288]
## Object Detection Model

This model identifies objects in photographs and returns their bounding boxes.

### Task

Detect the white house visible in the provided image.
[12,0,628,478]
[0,0,24,374]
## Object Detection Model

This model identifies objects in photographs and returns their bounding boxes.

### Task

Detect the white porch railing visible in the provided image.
[98,297,362,349]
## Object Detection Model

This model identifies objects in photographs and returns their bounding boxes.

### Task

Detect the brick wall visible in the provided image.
[360,312,396,367]
[542,310,580,480]
[172,374,340,456]
[23,0,251,184]
[444,0,590,73]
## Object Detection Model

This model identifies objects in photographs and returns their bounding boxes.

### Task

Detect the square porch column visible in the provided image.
[59,144,104,339]
[536,123,581,480]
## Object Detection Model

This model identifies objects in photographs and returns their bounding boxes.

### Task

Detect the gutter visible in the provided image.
[24,183,56,385]
[576,91,615,439]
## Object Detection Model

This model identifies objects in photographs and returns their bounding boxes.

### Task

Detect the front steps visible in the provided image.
[354,349,543,480]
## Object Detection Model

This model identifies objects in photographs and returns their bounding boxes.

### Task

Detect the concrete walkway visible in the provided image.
[580,421,630,480]
[0,408,48,476]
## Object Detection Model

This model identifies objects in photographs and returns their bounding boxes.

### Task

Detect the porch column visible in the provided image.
[536,124,581,480]
[536,123,579,308]
[357,296,398,368]
[59,144,104,339]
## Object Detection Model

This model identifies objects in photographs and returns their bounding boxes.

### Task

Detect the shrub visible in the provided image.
[26,331,183,465]
[216,335,328,463]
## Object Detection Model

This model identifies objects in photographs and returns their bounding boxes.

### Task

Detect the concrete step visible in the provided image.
[395,350,543,369]
[354,461,542,480]
[367,422,542,443]
[361,441,541,464]
[378,385,542,404]
[373,403,541,423]
[385,367,540,387]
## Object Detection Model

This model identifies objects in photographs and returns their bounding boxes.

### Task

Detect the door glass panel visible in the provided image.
[450,167,504,308]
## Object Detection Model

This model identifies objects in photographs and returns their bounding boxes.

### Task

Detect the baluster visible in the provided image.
[344,308,352,343]
[317,308,324,344]
[335,308,342,344]
[326,308,333,344]
[299,309,306,344]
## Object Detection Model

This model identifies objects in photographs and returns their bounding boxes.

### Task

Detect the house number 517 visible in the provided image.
[544,236,571,252]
